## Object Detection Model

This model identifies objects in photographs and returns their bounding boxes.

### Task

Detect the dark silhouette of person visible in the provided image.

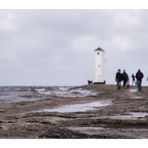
[136,69,144,91]
[122,70,129,88]
[116,69,122,90]
[131,74,135,86]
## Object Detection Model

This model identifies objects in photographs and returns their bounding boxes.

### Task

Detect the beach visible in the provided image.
[0,84,148,138]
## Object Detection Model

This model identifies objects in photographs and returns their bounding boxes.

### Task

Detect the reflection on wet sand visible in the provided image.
[39,100,112,113]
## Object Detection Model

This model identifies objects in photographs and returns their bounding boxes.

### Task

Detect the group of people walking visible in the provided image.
[116,69,144,91]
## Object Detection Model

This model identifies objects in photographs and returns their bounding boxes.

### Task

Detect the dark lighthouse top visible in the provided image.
[94,47,105,52]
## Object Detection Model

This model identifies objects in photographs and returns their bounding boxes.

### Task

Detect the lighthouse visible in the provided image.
[94,47,105,84]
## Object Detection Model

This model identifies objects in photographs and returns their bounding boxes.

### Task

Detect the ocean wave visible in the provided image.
[0,86,100,103]
[36,87,99,98]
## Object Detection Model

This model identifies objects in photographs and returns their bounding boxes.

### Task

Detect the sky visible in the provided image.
[0,9,148,86]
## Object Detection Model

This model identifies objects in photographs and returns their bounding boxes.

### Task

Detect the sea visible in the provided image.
[0,86,99,103]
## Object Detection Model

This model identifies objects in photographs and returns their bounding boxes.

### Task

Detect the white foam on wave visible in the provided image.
[35,88,46,92]
[36,87,98,98]
[39,100,112,113]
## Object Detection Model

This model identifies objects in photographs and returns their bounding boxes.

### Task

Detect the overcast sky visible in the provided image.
[0,9,148,86]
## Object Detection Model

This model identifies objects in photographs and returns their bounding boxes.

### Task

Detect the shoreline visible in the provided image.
[0,84,148,138]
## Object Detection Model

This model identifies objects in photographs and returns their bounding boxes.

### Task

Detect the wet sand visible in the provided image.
[0,84,148,138]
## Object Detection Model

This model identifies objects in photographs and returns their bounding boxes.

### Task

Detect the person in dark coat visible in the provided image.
[136,69,144,91]
[122,70,129,88]
[116,69,122,90]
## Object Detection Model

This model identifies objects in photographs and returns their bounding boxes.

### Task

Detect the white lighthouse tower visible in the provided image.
[94,47,105,84]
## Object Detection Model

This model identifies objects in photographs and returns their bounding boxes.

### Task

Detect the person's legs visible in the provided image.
[139,81,142,91]
[123,80,126,88]
[137,80,139,91]
[132,80,133,87]
[126,80,129,88]
[117,81,121,90]
[133,81,135,87]
[137,80,142,91]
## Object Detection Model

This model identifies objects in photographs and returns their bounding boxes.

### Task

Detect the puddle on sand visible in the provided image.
[128,112,148,118]
[39,100,112,113]
[132,96,143,99]
[67,127,104,135]
[111,112,148,120]
[129,89,138,93]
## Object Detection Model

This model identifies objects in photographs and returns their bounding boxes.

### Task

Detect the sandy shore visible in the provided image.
[0,84,148,138]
